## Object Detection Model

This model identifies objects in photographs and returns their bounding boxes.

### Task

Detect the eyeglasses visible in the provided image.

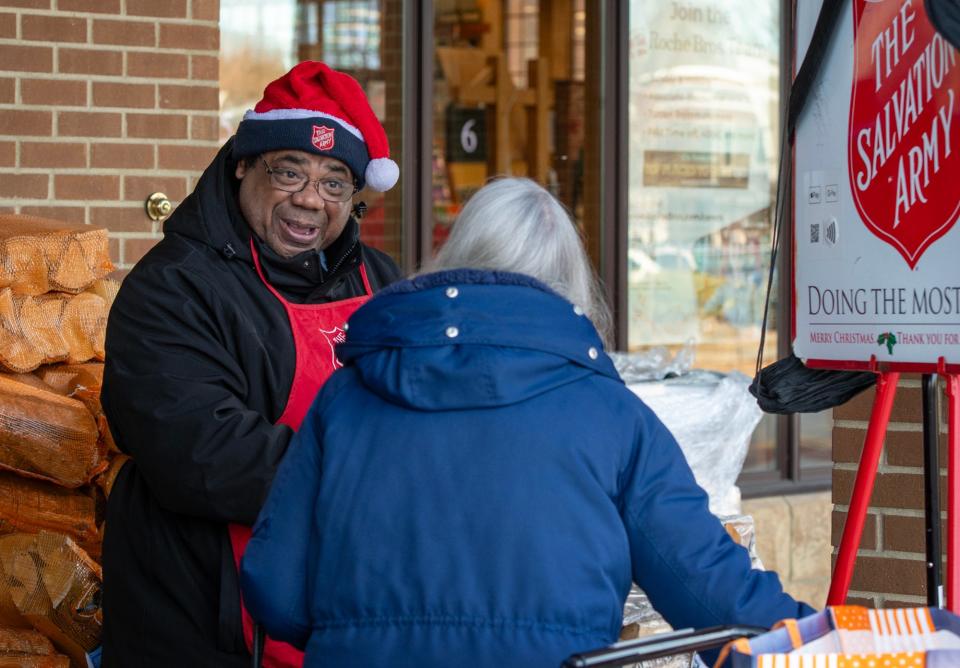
[261,158,356,202]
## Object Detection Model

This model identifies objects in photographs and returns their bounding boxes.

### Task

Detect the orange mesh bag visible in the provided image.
[0,473,99,560]
[0,286,114,374]
[0,656,69,667]
[35,363,115,454]
[0,654,69,668]
[94,454,129,499]
[0,627,70,667]
[33,364,102,397]
[0,535,34,630]
[0,374,104,488]
[0,532,101,668]
[4,373,56,393]
[0,216,112,297]
[84,279,118,306]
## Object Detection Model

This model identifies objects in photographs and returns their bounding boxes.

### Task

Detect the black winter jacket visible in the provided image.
[99,140,401,667]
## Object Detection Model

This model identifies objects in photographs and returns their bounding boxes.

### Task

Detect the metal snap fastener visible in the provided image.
[446,326,459,338]
[573,305,584,316]
[588,347,599,359]
[446,287,459,298]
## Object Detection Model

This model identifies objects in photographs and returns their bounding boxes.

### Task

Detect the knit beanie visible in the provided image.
[232,61,399,192]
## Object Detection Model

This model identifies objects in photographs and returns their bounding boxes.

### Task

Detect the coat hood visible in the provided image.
[163,139,253,260]
[337,269,620,410]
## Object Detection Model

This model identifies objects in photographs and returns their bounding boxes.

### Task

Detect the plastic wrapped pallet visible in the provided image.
[0,532,101,668]
[0,215,113,297]
[0,473,100,560]
[0,374,104,488]
[0,627,69,667]
[0,287,113,374]
[612,348,761,517]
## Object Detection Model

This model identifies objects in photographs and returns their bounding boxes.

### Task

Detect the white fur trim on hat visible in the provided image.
[365,157,399,192]
[241,108,364,140]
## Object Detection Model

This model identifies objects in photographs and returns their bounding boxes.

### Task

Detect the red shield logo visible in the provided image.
[848,0,960,269]
[318,326,346,370]
[312,125,335,151]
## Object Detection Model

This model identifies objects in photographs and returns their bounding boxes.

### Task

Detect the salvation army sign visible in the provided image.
[793,0,960,369]
[849,0,960,268]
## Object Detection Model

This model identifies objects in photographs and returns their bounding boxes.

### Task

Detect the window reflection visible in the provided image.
[627,0,781,471]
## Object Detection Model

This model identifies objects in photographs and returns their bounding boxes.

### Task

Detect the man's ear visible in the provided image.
[235,159,249,180]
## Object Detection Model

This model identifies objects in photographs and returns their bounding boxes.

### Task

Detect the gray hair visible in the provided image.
[428,177,612,347]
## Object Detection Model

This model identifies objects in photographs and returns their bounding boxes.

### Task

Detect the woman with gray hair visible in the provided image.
[240,177,812,667]
[430,177,612,345]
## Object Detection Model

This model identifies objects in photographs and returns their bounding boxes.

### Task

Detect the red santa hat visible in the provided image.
[232,61,399,192]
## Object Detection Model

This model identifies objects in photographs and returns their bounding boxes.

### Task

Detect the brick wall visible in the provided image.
[0,0,221,275]
[832,375,947,607]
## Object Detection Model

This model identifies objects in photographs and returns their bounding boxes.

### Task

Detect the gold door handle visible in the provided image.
[145,192,173,221]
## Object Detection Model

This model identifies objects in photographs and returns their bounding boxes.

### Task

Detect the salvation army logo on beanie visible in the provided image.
[232,61,399,192]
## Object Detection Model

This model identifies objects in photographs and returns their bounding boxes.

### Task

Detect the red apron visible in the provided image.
[228,239,372,667]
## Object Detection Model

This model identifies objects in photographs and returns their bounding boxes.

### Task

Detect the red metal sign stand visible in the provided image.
[826,363,960,614]
[827,370,899,607]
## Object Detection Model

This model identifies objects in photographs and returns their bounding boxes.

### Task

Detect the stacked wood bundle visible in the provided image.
[0,215,121,666]
[0,285,111,374]
[0,215,112,297]
[0,532,100,667]
[35,364,116,454]
[0,375,105,488]
[0,627,68,667]
[0,471,100,560]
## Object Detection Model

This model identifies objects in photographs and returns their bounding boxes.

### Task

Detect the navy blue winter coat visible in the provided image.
[240,269,813,668]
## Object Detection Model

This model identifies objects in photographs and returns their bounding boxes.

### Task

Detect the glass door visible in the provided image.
[625,0,783,473]
[428,0,591,255]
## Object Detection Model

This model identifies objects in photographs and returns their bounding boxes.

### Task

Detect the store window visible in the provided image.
[505,0,538,88]
[430,0,590,252]
[626,1,830,491]
[220,0,404,262]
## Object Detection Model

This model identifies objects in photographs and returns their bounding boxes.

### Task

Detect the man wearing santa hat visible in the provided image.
[99,62,402,666]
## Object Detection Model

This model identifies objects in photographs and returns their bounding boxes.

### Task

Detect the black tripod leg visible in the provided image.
[923,373,943,607]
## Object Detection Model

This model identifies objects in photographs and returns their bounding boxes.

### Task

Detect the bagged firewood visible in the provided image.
[94,454,129,499]
[0,535,33,630]
[0,474,99,560]
[0,216,113,297]
[0,375,104,488]
[33,364,101,397]
[0,656,68,668]
[35,363,115,454]
[0,532,101,668]
[85,279,118,306]
[0,657,69,668]
[4,373,55,393]
[0,287,113,374]
[0,627,59,656]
